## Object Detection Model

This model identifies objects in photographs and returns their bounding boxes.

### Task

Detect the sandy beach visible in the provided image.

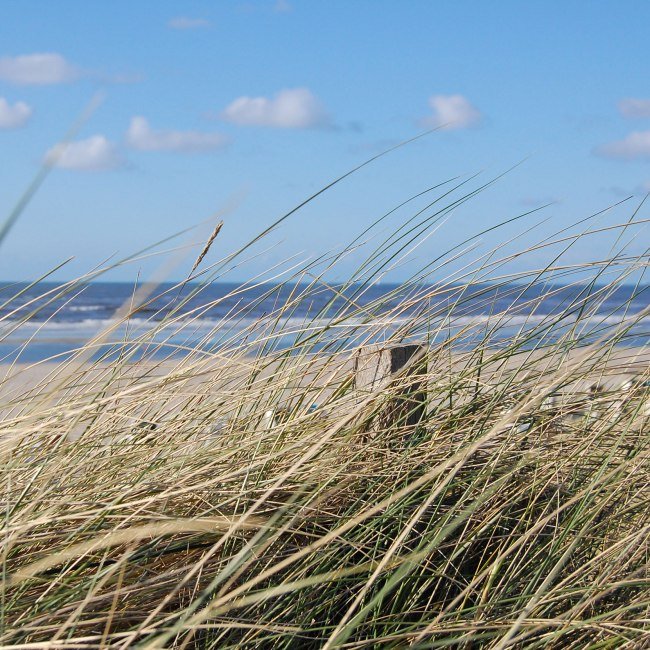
[1,344,647,436]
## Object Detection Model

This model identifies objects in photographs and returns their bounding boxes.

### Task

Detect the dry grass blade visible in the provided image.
[0,172,648,648]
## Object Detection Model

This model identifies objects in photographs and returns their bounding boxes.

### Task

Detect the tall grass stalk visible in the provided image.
[0,174,648,648]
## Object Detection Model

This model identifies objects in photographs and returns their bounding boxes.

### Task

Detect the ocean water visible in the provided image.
[0,281,647,363]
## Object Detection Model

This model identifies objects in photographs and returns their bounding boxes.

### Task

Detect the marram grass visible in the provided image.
[0,180,649,649]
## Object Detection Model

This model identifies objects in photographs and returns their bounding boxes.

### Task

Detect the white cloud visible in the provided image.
[597,131,650,160]
[0,97,32,128]
[126,116,228,152]
[168,16,210,29]
[618,98,650,119]
[0,53,78,85]
[220,87,329,129]
[45,135,122,171]
[421,94,481,130]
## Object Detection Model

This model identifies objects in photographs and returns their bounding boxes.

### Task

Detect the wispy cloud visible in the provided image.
[101,70,145,85]
[0,53,79,85]
[420,94,481,130]
[596,131,650,160]
[0,97,32,128]
[605,180,650,197]
[45,135,122,171]
[220,88,329,129]
[349,138,399,156]
[126,116,228,152]
[273,0,292,13]
[618,98,650,119]
[168,16,210,30]
[519,196,561,208]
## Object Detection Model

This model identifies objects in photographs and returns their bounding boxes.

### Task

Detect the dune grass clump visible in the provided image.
[0,177,649,648]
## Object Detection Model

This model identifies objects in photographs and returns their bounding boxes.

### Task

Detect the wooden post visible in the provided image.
[354,344,427,432]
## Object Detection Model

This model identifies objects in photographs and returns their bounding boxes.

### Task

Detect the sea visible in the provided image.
[0,281,647,363]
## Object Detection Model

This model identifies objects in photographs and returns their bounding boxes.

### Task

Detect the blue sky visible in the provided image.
[0,1,649,282]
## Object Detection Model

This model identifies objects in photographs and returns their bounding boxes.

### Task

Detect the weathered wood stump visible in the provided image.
[354,344,427,437]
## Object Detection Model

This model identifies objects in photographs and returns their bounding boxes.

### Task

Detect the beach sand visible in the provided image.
[1,345,647,417]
